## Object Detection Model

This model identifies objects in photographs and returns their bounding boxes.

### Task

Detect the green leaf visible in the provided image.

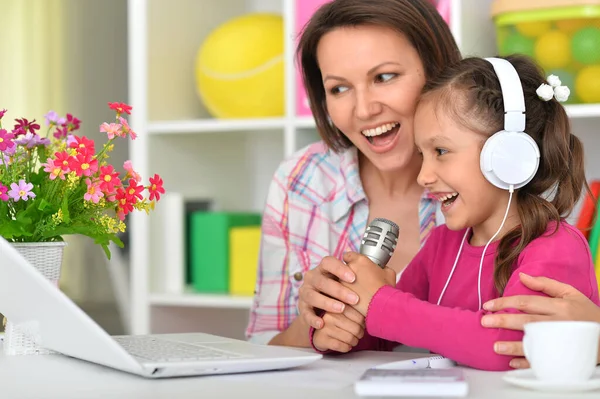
[61,195,70,223]
[37,198,52,212]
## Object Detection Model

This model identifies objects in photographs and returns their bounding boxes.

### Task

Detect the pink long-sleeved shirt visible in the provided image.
[357,221,600,371]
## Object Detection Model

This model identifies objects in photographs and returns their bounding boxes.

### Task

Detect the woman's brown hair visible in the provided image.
[296,0,461,152]
[420,54,589,294]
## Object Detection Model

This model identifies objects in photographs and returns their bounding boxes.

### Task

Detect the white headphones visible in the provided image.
[479,57,540,191]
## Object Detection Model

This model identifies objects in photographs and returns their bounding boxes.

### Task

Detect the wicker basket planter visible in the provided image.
[3,241,66,355]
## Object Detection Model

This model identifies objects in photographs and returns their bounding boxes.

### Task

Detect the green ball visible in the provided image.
[547,69,576,103]
[500,32,535,58]
[571,26,600,64]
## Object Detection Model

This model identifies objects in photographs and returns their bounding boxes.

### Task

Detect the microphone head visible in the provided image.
[359,218,399,268]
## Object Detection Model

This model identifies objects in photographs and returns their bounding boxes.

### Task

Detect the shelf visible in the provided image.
[148,118,287,134]
[294,116,316,129]
[149,291,253,309]
[565,104,600,119]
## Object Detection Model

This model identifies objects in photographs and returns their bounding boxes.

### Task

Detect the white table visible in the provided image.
[0,349,597,398]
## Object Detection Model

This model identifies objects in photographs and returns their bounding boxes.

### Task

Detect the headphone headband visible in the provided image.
[484,57,526,132]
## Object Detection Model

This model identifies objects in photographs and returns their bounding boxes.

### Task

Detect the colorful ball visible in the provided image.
[576,66,600,103]
[571,26,600,65]
[535,30,572,69]
[501,32,535,58]
[515,21,552,37]
[195,13,284,118]
[555,18,591,33]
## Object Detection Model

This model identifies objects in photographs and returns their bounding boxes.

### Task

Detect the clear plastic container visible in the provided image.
[492,0,600,103]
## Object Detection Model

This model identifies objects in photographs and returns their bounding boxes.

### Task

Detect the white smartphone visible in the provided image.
[354,368,468,397]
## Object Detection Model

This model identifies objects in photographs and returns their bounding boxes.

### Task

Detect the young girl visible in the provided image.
[311,54,600,371]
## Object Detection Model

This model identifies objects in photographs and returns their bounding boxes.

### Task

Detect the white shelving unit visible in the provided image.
[127,0,600,338]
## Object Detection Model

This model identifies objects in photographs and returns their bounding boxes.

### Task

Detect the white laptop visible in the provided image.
[0,238,321,378]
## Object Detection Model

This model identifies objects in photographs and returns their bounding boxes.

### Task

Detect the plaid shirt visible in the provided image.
[245,141,439,344]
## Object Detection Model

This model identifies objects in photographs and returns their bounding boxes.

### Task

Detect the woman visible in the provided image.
[245,0,459,347]
[245,0,600,364]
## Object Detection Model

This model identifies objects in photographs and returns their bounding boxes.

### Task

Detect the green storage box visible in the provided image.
[189,212,261,293]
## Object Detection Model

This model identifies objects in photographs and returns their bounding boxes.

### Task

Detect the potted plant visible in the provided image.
[0,102,164,355]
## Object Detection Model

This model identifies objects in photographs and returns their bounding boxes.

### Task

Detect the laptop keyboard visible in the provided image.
[114,336,249,363]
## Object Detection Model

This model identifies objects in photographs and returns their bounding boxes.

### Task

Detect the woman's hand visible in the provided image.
[313,306,365,353]
[298,256,360,330]
[343,252,396,316]
[481,273,600,368]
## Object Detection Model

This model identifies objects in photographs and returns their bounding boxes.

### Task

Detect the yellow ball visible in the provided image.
[576,66,600,103]
[534,30,572,69]
[195,13,284,118]
[515,21,552,37]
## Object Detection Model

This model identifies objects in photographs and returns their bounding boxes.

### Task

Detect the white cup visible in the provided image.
[523,321,600,382]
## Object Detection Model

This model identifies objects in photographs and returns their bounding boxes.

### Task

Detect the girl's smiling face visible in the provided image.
[414,97,516,243]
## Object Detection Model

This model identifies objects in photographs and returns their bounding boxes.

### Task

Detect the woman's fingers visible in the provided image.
[493,341,524,357]
[483,295,562,315]
[302,264,360,308]
[321,256,356,283]
[297,300,323,329]
[518,273,579,298]
[481,313,550,331]
[509,358,530,369]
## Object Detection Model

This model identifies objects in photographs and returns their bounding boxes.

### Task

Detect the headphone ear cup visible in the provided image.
[480,131,540,190]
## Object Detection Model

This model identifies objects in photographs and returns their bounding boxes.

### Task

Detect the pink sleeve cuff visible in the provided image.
[365,285,398,337]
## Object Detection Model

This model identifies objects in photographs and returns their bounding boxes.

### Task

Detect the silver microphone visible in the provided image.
[359,218,399,268]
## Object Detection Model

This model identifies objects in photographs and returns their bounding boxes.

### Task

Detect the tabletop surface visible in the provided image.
[2,347,600,399]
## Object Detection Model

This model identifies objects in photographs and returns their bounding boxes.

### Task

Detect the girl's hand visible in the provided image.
[312,306,366,353]
[298,256,360,329]
[481,273,600,368]
[342,252,396,316]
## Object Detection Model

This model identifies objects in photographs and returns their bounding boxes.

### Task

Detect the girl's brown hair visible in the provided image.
[421,54,589,294]
[296,0,461,152]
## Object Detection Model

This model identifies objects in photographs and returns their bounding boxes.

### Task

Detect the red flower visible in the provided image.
[62,113,81,132]
[99,165,121,194]
[68,152,98,177]
[13,118,40,135]
[125,179,144,202]
[108,102,132,115]
[115,188,134,219]
[54,151,72,171]
[69,135,95,156]
[148,174,165,201]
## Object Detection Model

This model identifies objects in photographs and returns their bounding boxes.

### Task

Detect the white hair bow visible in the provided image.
[536,74,570,102]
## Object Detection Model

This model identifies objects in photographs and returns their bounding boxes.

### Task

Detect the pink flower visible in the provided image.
[100,122,123,139]
[41,158,66,180]
[0,129,15,152]
[84,178,104,203]
[44,111,66,126]
[123,160,141,182]
[119,117,137,140]
[8,180,35,201]
[0,183,8,201]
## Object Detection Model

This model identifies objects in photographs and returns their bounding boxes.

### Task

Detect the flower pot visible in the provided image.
[3,241,67,355]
